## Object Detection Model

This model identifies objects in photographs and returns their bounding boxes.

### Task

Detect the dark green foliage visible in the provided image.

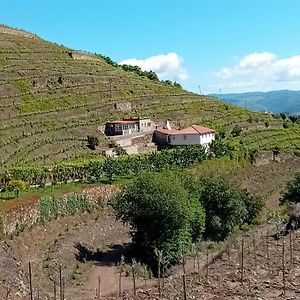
[231,125,242,137]
[103,145,207,183]
[87,135,99,150]
[248,148,259,165]
[289,115,298,123]
[121,64,159,82]
[272,146,280,161]
[112,172,205,267]
[163,80,173,86]
[264,120,270,128]
[198,176,263,241]
[114,145,128,156]
[281,172,300,204]
[173,81,182,89]
[280,113,287,120]
[95,54,118,67]
[283,121,289,129]
[7,146,213,186]
[209,138,230,157]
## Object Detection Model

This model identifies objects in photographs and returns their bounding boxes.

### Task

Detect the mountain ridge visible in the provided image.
[209,90,300,115]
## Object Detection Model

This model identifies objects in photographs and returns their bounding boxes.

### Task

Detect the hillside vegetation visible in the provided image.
[0,25,300,170]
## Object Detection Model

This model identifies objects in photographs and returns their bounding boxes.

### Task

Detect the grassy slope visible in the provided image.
[0,25,299,168]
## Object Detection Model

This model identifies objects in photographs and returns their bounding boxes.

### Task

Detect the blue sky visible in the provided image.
[1,0,300,93]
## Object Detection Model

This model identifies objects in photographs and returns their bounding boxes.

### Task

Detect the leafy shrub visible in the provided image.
[87,135,99,150]
[112,172,205,268]
[281,172,300,204]
[231,125,242,137]
[114,145,128,156]
[6,179,27,197]
[248,148,259,165]
[283,122,289,129]
[198,176,263,241]
[209,138,230,157]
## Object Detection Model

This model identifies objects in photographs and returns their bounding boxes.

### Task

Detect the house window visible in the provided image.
[183,135,187,140]
[115,124,121,131]
[123,124,129,130]
[172,136,175,140]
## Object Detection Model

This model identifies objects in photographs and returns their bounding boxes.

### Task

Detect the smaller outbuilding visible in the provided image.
[105,117,154,136]
[154,122,215,147]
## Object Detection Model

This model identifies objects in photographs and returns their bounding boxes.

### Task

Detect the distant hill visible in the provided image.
[210,90,300,115]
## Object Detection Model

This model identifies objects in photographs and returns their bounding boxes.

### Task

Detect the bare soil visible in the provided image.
[1,153,300,299]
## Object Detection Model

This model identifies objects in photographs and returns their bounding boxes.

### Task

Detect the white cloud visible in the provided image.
[215,52,300,92]
[119,52,188,81]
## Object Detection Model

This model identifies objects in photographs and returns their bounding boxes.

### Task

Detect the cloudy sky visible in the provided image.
[1,0,300,94]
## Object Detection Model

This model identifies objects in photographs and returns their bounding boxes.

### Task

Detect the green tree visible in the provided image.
[173,81,182,89]
[198,176,262,241]
[87,135,99,150]
[231,125,242,137]
[209,138,229,158]
[248,148,259,165]
[112,172,205,268]
[281,172,300,204]
[6,179,27,197]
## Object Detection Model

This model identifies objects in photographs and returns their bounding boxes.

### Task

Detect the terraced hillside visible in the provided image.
[0,25,299,167]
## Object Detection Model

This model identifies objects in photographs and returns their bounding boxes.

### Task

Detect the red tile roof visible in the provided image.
[155,125,214,135]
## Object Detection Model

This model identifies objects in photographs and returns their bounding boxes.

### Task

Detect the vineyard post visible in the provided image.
[132,261,136,296]
[62,279,65,300]
[241,238,244,286]
[182,274,187,300]
[289,230,293,265]
[206,248,209,283]
[5,288,10,300]
[119,255,124,297]
[197,250,200,281]
[29,262,33,300]
[156,249,162,299]
[266,233,271,275]
[253,235,257,268]
[282,241,286,296]
[53,280,56,300]
[227,244,231,269]
[59,266,62,300]
[97,275,101,299]
[119,271,122,297]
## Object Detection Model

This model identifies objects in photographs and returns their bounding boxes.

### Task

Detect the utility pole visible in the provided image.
[219,88,222,100]
[244,99,247,110]
[198,85,202,95]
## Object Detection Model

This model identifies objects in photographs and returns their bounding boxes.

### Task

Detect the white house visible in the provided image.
[154,123,215,147]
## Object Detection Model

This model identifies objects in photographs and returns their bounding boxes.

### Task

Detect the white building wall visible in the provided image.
[170,133,215,146]
[170,134,201,146]
[200,132,215,145]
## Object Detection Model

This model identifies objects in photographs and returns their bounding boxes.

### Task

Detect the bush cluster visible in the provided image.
[112,171,263,270]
